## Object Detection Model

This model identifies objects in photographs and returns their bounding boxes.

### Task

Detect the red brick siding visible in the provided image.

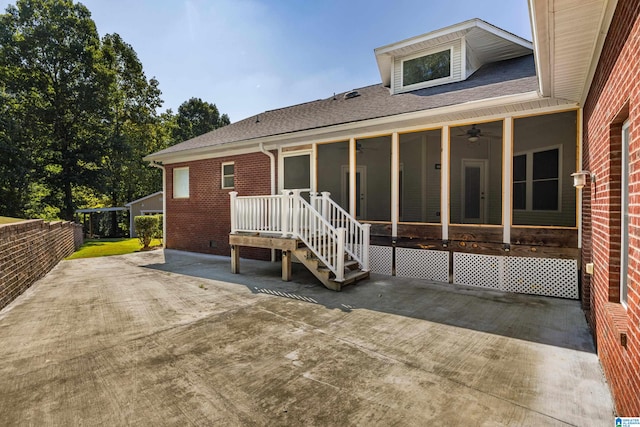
[0,220,83,311]
[165,151,275,260]
[582,0,640,416]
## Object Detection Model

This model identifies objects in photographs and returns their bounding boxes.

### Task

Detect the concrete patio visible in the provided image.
[0,249,614,426]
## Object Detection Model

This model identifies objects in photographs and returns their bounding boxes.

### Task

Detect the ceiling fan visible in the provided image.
[457,124,489,142]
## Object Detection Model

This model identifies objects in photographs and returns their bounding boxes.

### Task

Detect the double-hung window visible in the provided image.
[513,147,561,211]
[221,162,234,189]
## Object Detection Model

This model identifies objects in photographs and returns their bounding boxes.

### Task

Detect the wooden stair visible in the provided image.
[293,246,369,291]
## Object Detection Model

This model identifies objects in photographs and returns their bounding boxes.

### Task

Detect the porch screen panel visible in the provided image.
[512,111,576,227]
[449,120,503,225]
[399,129,441,222]
[283,154,311,190]
[317,141,349,210]
[356,135,391,221]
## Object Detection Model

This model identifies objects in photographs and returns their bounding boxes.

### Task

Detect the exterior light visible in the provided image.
[571,171,593,189]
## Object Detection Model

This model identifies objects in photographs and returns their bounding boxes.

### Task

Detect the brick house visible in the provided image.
[145,0,639,413]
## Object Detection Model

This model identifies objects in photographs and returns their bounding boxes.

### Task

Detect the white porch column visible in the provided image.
[503,117,513,245]
[349,137,357,217]
[391,132,399,238]
[441,126,450,241]
[577,108,583,249]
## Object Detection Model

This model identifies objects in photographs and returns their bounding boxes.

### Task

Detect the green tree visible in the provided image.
[0,89,33,217]
[172,97,230,143]
[99,33,165,233]
[0,0,109,220]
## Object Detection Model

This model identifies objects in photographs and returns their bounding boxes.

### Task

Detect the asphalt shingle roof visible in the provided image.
[151,54,536,158]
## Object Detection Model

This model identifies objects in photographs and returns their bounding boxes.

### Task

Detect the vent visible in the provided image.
[344,90,360,100]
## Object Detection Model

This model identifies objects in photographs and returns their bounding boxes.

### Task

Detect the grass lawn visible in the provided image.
[67,238,163,259]
[0,216,24,224]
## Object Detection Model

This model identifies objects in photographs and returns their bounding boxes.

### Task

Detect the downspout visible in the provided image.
[259,142,276,196]
[259,143,277,261]
[149,161,167,248]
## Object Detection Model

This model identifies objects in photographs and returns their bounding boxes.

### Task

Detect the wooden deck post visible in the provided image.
[231,245,240,274]
[282,250,292,281]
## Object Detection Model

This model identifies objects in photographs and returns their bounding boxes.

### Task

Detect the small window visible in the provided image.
[402,49,451,87]
[222,162,234,189]
[173,167,189,198]
[513,147,560,211]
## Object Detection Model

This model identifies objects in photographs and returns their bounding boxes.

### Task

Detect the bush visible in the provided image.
[154,214,163,240]
[134,215,159,249]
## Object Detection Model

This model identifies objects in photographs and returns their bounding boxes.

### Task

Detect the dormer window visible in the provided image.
[402,48,452,88]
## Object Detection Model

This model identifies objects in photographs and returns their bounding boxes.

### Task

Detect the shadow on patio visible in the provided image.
[143,249,594,353]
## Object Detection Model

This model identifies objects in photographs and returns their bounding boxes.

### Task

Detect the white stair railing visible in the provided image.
[310,192,370,271]
[230,190,347,282]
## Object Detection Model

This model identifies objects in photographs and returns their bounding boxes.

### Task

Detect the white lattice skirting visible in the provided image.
[369,245,393,275]
[396,248,449,282]
[453,253,579,299]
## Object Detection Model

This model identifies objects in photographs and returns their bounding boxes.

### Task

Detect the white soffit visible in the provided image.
[531,0,616,102]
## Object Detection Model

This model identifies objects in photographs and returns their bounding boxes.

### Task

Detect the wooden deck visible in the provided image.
[228,233,301,281]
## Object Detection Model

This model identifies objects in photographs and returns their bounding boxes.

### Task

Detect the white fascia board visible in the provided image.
[374,19,477,55]
[148,90,547,165]
[147,144,266,165]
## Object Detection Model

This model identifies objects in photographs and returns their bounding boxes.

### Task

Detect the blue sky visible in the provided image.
[1,0,532,122]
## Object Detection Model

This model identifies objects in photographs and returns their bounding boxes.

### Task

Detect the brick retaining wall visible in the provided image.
[0,220,83,311]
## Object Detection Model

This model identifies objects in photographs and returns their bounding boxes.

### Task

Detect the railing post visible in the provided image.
[336,227,345,282]
[281,190,291,237]
[320,191,331,221]
[291,189,301,237]
[229,191,238,233]
[362,223,371,271]
[309,192,318,211]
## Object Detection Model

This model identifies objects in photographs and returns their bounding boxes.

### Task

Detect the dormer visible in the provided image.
[374,19,533,94]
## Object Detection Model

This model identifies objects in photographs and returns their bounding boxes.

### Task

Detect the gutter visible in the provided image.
[148,161,167,247]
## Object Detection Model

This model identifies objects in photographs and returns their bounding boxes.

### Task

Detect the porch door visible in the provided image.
[342,165,366,219]
[462,160,487,223]
[283,153,312,197]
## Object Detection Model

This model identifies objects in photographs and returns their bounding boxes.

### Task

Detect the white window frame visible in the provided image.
[221,161,235,189]
[278,149,314,192]
[173,167,189,199]
[401,47,454,90]
[512,145,562,213]
[621,120,630,308]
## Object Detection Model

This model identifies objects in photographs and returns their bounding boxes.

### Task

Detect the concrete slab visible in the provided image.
[0,249,614,425]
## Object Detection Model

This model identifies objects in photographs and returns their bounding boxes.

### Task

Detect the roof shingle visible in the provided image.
[150,55,536,158]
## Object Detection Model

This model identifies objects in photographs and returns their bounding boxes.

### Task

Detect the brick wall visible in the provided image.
[582,0,640,416]
[165,151,274,260]
[0,220,84,311]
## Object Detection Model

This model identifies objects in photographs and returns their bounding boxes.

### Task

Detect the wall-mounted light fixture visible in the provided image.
[571,171,594,189]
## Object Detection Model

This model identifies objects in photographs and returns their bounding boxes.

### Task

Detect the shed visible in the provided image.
[125,191,163,237]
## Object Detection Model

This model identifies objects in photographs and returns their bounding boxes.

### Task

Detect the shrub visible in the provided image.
[154,214,163,240]
[134,215,158,249]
